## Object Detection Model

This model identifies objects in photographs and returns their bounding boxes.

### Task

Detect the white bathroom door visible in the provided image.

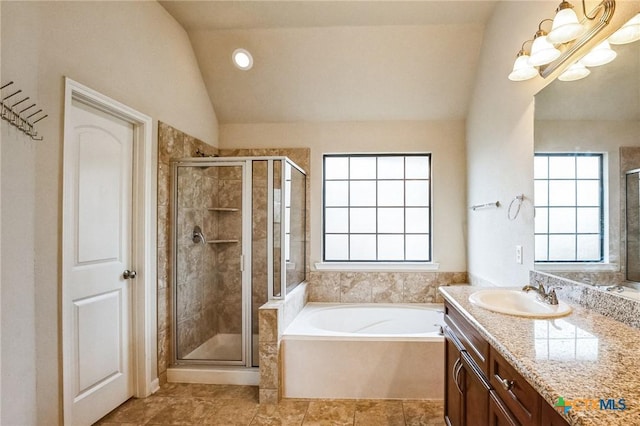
[63,98,135,425]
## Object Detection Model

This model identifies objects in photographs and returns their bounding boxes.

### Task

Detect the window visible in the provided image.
[534,153,604,262]
[323,154,431,262]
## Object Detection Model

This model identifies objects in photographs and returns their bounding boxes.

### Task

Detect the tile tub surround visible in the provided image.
[307,271,467,303]
[258,282,308,404]
[439,285,640,426]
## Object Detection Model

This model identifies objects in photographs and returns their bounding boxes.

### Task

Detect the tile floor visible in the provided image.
[96,383,445,425]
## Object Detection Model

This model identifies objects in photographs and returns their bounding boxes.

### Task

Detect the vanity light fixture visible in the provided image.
[547,1,586,44]
[528,20,562,66]
[508,40,539,81]
[558,60,591,81]
[232,48,253,71]
[608,13,640,44]
[580,39,617,66]
[508,0,615,82]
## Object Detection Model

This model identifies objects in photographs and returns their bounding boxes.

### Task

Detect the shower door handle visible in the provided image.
[123,269,137,279]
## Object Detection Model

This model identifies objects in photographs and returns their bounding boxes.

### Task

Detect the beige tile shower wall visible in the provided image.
[251,161,269,338]
[214,167,244,334]
[157,122,219,383]
[219,148,311,337]
[219,147,311,272]
[307,271,467,304]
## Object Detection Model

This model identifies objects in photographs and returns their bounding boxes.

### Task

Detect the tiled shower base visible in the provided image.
[183,333,260,366]
[168,334,260,386]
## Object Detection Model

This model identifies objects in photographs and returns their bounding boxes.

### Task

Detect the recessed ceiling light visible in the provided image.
[232,48,253,71]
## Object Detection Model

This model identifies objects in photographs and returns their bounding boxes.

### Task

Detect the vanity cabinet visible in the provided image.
[444,328,491,426]
[444,301,570,426]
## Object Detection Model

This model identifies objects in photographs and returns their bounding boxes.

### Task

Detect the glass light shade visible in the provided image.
[608,13,640,45]
[508,54,538,81]
[580,40,617,67]
[528,34,562,66]
[547,8,586,44]
[558,61,590,81]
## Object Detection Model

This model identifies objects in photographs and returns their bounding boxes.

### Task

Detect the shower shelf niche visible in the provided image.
[207,239,239,244]
[208,207,239,212]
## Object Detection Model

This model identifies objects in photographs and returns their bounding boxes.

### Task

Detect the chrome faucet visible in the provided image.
[522,283,559,305]
[605,285,624,293]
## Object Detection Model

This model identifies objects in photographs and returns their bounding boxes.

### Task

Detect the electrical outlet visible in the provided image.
[515,245,523,264]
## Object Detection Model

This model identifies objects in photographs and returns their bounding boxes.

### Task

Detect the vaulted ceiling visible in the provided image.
[160,1,499,124]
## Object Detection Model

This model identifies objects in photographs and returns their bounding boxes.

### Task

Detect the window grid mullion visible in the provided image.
[574,156,578,261]
[375,158,379,261]
[323,154,430,262]
[403,156,407,261]
[547,157,551,261]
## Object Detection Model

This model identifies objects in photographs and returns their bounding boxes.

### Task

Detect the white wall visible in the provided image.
[0,2,218,423]
[466,1,639,286]
[220,120,467,271]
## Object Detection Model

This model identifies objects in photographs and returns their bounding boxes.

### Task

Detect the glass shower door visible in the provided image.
[173,162,247,365]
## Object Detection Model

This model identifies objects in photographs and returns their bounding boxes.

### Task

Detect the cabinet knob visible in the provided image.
[500,378,514,391]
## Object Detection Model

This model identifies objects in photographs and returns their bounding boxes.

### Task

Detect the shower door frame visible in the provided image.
[170,158,253,367]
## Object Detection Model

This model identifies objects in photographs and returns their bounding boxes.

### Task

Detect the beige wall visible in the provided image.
[220,120,467,271]
[0,2,217,424]
[466,1,639,287]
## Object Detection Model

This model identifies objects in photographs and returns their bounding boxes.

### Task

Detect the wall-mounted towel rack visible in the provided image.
[470,201,500,211]
[1,81,48,141]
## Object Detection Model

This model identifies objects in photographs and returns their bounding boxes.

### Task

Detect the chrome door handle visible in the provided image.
[123,269,137,279]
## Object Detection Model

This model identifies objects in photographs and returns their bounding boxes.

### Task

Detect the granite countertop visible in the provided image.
[439,285,640,426]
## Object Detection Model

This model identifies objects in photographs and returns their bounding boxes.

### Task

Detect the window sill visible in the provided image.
[535,263,619,272]
[313,262,440,272]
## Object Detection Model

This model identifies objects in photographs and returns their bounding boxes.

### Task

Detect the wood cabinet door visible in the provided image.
[489,391,520,426]
[541,401,570,426]
[445,328,464,426]
[462,351,491,426]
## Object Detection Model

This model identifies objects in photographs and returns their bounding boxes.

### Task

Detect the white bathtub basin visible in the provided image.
[282,303,444,400]
[469,289,572,318]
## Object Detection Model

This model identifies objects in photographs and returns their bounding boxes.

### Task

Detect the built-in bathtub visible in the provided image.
[282,303,444,400]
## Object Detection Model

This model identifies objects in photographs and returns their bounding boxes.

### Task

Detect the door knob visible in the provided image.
[123,270,137,279]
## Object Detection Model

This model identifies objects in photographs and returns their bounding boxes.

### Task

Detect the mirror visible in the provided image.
[533,32,640,290]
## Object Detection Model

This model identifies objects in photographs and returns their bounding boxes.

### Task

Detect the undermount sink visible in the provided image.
[468,288,572,318]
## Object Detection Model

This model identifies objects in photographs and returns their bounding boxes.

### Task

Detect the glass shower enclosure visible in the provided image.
[171,157,306,368]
